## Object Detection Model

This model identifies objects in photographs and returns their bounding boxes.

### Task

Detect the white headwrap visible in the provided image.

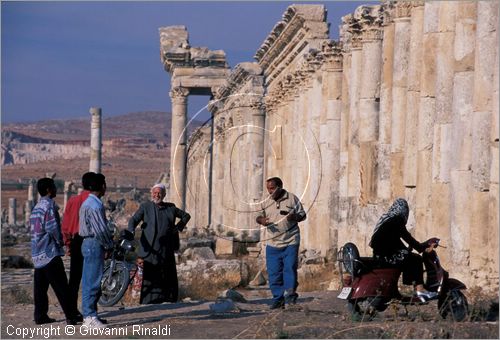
[151,183,166,192]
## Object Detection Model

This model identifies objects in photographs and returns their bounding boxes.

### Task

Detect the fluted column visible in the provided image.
[24,200,32,226]
[169,86,189,209]
[377,2,395,201]
[359,9,383,205]
[89,107,102,174]
[390,2,412,198]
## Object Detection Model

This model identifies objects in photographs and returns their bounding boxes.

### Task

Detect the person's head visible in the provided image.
[88,173,106,197]
[81,172,96,191]
[150,183,166,204]
[388,198,409,224]
[266,177,284,201]
[37,178,57,198]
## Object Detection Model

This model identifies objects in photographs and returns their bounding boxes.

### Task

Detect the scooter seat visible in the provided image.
[358,256,394,273]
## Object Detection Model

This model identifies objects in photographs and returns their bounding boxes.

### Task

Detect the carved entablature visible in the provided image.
[169,86,190,104]
[254,5,328,83]
[159,26,229,73]
[393,1,413,20]
[341,13,363,52]
[321,40,343,70]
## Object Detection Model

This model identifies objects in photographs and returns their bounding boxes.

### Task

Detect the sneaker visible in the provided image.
[416,290,438,302]
[83,316,107,329]
[270,299,285,310]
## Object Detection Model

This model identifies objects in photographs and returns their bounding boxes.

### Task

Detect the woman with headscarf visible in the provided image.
[128,183,190,304]
[369,198,437,301]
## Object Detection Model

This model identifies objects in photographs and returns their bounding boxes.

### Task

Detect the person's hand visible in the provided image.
[286,213,298,222]
[256,216,271,226]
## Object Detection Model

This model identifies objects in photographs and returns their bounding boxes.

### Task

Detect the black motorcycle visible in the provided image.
[98,230,136,307]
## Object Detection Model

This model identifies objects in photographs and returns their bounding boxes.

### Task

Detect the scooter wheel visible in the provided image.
[438,290,469,322]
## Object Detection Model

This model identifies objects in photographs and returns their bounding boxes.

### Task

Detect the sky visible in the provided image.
[1,0,368,124]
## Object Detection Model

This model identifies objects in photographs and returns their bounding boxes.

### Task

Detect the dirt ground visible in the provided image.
[1,288,498,339]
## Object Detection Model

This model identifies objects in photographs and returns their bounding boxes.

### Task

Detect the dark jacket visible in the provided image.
[128,201,190,260]
[370,216,425,257]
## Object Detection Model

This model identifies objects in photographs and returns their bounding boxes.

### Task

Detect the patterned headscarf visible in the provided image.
[372,198,409,235]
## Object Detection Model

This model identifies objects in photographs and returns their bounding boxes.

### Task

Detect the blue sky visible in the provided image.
[1,1,368,123]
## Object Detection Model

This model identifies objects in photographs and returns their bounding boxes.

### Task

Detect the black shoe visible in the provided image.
[98,317,108,324]
[285,293,298,305]
[75,313,84,323]
[35,317,56,325]
[270,299,285,310]
[66,318,78,325]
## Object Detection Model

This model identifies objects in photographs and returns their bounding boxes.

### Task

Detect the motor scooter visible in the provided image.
[337,238,469,321]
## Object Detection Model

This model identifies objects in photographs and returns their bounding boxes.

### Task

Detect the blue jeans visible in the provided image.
[81,238,104,317]
[266,244,299,303]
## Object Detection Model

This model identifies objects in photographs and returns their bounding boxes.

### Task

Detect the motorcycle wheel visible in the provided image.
[342,243,360,276]
[438,290,469,322]
[98,261,130,307]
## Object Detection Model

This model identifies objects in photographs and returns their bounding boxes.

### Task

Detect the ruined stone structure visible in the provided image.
[161,2,499,290]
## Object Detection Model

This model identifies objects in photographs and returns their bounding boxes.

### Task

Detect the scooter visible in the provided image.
[337,238,469,321]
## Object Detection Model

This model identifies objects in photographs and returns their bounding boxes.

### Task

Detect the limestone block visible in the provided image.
[469,191,490,269]
[471,111,492,191]
[417,97,435,151]
[454,3,476,73]
[491,144,499,185]
[403,91,419,188]
[430,182,451,264]
[488,184,499,274]
[432,123,452,183]
[391,86,407,152]
[420,33,438,97]
[360,40,382,99]
[326,100,342,121]
[378,86,392,144]
[435,32,455,124]
[423,1,440,33]
[407,5,424,92]
[339,151,349,197]
[416,150,433,211]
[473,1,498,112]
[360,142,378,205]
[347,144,360,198]
[377,144,391,200]
[325,71,343,100]
[451,71,474,171]
[358,99,379,143]
[390,152,405,198]
[437,1,457,33]
[392,20,411,87]
[449,170,472,269]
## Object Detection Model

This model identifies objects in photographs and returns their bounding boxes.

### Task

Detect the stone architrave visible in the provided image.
[89,107,102,174]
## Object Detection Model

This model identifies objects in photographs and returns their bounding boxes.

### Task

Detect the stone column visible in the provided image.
[28,178,36,205]
[25,200,32,226]
[359,9,383,205]
[469,0,499,283]
[390,2,412,198]
[377,2,395,201]
[403,2,424,191]
[63,181,73,212]
[169,86,189,209]
[89,107,102,173]
[8,198,16,225]
[416,1,439,241]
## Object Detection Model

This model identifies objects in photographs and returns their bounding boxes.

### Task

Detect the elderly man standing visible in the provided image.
[256,177,306,309]
[128,183,191,304]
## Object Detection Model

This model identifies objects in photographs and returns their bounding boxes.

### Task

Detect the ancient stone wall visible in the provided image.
[168,1,499,290]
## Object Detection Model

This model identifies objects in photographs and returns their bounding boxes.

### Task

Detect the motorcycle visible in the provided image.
[98,229,136,307]
[337,238,469,321]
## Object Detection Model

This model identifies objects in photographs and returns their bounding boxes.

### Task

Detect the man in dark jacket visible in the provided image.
[128,183,191,304]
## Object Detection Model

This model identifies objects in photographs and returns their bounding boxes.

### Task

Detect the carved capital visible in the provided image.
[393,1,412,19]
[321,40,343,70]
[169,86,189,104]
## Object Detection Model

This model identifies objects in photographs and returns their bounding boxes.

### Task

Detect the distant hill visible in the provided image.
[1,111,204,189]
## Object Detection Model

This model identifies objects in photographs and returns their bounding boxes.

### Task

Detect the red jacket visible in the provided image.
[62,190,90,247]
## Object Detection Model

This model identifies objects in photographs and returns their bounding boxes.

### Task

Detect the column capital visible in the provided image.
[321,40,343,70]
[169,86,189,103]
[393,1,413,20]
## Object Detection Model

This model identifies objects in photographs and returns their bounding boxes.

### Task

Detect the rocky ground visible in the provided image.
[1,260,499,339]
